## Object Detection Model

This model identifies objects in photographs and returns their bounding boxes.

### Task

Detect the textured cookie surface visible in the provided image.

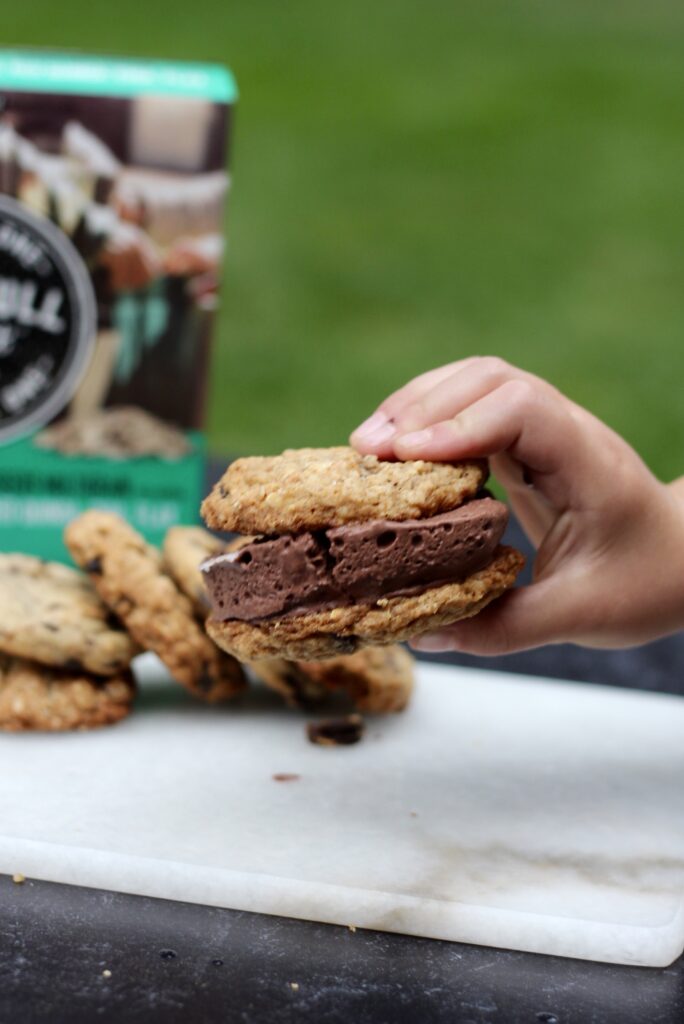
[251,646,413,713]
[0,654,135,732]
[65,512,246,703]
[163,526,225,615]
[0,553,138,675]
[207,546,524,661]
[297,645,414,713]
[248,658,330,708]
[202,447,487,534]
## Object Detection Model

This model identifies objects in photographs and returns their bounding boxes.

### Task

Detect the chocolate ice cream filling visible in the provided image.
[202,497,507,623]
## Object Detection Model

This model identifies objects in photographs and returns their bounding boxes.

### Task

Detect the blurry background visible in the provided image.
[11,0,684,479]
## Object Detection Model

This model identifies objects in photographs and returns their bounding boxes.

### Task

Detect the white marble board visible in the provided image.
[0,656,683,967]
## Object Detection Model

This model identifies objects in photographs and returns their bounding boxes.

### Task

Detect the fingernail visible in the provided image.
[352,412,396,446]
[410,631,455,652]
[356,411,387,436]
[354,410,387,436]
[396,428,433,452]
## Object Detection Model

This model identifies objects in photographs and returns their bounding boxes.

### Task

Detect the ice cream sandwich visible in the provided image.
[200,446,524,661]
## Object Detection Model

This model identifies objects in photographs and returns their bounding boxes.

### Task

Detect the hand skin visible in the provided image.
[351,357,684,656]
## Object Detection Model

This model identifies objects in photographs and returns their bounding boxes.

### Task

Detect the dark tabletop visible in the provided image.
[2,513,683,1024]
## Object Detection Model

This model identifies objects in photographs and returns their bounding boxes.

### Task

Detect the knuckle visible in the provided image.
[476,614,512,656]
[379,396,402,420]
[477,355,510,379]
[394,399,423,429]
[457,610,513,657]
[489,617,513,655]
[500,377,536,411]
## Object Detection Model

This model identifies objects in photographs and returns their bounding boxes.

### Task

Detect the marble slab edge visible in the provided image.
[1,837,682,968]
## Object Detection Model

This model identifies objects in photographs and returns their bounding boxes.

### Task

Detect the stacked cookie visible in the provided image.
[64,513,246,705]
[0,519,247,732]
[0,554,137,731]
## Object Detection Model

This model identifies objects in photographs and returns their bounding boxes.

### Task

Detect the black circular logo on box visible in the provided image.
[0,195,96,445]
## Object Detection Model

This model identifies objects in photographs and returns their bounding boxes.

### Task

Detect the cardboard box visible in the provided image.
[0,51,236,559]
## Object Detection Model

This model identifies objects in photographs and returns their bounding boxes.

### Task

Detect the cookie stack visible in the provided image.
[0,520,247,732]
[0,554,137,731]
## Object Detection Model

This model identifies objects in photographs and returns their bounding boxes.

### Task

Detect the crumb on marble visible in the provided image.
[307,714,364,746]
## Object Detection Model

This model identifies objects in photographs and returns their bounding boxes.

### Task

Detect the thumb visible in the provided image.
[411,580,576,656]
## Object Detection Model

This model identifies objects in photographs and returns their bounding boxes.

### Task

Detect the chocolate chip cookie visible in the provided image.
[0,553,138,675]
[0,653,135,731]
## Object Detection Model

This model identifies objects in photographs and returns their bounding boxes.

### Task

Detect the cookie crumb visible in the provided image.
[289,982,299,992]
[410,811,418,818]
[307,714,364,746]
[102,969,112,979]
[348,925,357,933]
[272,772,301,782]
[12,873,25,884]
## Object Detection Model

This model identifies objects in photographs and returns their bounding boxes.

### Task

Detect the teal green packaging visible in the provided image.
[0,51,236,559]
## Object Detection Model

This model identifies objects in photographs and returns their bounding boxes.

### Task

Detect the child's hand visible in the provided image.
[351,357,684,654]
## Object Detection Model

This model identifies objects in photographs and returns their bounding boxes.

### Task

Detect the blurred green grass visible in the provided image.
[10,0,684,478]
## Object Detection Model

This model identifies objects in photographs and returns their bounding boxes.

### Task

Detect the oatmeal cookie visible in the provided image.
[65,511,246,702]
[201,447,487,534]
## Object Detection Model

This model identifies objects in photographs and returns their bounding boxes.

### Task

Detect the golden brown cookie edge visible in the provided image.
[0,656,136,732]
